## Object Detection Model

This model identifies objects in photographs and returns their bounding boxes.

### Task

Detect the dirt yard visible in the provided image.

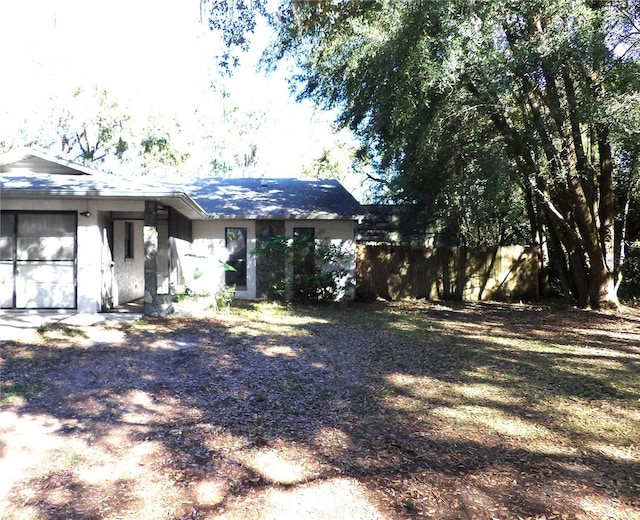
[1,300,639,519]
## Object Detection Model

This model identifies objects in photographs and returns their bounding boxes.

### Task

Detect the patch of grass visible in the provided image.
[35,323,89,340]
[1,380,43,403]
[66,452,87,466]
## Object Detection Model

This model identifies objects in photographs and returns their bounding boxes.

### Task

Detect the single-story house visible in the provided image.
[0,147,362,314]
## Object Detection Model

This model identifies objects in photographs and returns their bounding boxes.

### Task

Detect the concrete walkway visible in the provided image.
[0,309,143,344]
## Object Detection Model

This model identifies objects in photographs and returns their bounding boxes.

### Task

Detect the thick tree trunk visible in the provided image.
[589,267,618,310]
[569,250,590,308]
[467,69,620,309]
[545,213,574,301]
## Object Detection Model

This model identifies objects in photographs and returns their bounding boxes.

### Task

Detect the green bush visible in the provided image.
[252,233,354,302]
[215,284,236,312]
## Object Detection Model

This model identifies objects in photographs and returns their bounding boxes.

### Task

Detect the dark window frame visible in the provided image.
[0,210,77,310]
[293,227,316,277]
[225,227,247,288]
[124,221,134,259]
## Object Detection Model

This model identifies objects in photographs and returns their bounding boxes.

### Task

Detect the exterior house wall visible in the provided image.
[1,198,358,311]
[0,197,146,312]
[0,198,103,312]
[179,219,357,301]
[186,220,257,300]
[284,219,358,301]
[84,200,146,310]
[2,152,363,313]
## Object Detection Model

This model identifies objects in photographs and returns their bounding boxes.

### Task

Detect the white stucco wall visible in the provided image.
[90,200,146,309]
[182,219,357,301]
[0,198,146,312]
[187,220,257,299]
[285,219,358,301]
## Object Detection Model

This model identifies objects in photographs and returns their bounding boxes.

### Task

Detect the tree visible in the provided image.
[300,138,365,183]
[139,115,191,177]
[202,0,267,70]
[205,0,640,308]
[54,86,131,167]
[3,85,198,177]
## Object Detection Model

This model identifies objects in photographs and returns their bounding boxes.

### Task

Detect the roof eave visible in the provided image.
[204,212,361,221]
[0,187,208,220]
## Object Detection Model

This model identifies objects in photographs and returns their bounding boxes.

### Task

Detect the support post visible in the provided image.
[144,201,173,316]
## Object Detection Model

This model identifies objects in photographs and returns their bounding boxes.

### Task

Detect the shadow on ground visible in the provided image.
[1,300,639,519]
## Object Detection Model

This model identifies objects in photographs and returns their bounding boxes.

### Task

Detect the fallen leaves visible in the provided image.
[1,301,639,519]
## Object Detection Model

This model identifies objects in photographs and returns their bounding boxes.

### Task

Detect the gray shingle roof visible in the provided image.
[0,172,174,196]
[0,149,362,220]
[177,177,362,219]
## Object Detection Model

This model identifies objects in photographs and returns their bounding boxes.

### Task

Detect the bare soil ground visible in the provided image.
[1,300,639,520]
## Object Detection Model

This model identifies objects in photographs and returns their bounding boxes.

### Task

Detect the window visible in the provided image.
[293,227,315,277]
[225,227,247,287]
[124,221,134,259]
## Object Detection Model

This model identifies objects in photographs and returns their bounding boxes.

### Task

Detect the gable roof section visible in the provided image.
[179,177,362,220]
[0,147,97,175]
[0,171,205,219]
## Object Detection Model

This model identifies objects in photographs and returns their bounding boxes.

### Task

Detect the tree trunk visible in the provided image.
[590,266,618,310]
[545,214,574,301]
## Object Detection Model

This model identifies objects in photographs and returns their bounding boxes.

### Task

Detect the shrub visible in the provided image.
[252,233,354,302]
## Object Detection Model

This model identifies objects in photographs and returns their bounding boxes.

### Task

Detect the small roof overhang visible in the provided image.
[0,172,207,220]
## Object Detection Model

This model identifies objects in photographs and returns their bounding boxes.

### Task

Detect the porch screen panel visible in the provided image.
[0,213,15,308]
[16,213,75,261]
[15,213,76,309]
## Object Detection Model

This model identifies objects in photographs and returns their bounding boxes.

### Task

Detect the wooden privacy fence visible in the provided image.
[356,244,540,302]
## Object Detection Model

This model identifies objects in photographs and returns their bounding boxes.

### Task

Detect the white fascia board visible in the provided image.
[0,186,208,220]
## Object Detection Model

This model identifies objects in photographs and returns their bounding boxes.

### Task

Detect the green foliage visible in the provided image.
[215,284,236,312]
[231,0,640,307]
[1,380,42,403]
[300,139,367,183]
[619,243,640,303]
[254,234,289,299]
[139,117,190,176]
[3,85,198,177]
[219,259,237,272]
[252,233,354,302]
[202,0,268,70]
[174,286,195,302]
[55,86,132,166]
